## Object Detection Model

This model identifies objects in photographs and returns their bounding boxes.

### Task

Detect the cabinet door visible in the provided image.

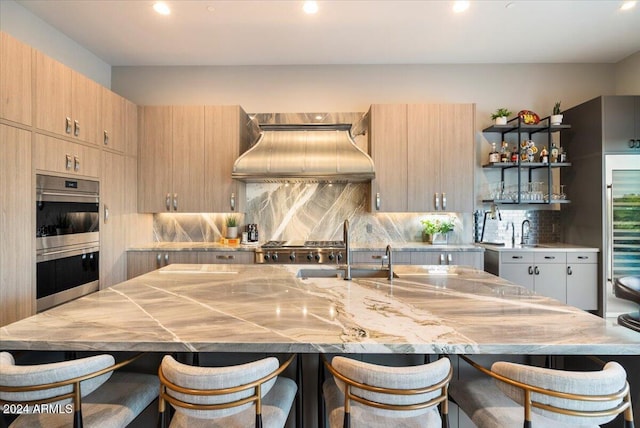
[410,252,445,265]
[100,152,125,288]
[0,32,32,125]
[34,50,72,137]
[205,105,245,212]
[101,87,126,153]
[533,262,566,303]
[370,104,408,212]
[34,133,101,178]
[0,125,33,326]
[124,99,138,157]
[126,251,198,279]
[449,252,483,269]
[602,96,637,153]
[408,104,441,211]
[566,262,597,310]
[138,106,172,212]
[439,104,475,212]
[71,71,100,145]
[500,263,534,291]
[198,252,254,264]
[172,106,205,212]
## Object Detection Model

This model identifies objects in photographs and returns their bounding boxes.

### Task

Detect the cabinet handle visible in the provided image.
[65,154,73,170]
[544,256,555,259]
[166,193,171,211]
[104,204,109,223]
[104,130,109,146]
[65,117,72,134]
[441,193,447,211]
[74,119,80,137]
[512,255,523,259]
[376,192,381,210]
[528,266,534,275]
[534,266,540,275]
[371,255,383,259]
[447,253,453,264]
[164,253,169,263]
[73,156,80,172]
[635,139,640,148]
[440,253,445,264]
[434,193,440,210]
[216,255,235,260]
[630,139,636,149]
[156,253,162,268]
[173,193,178,211]
[577,256,589,260]
[567,266,573,275]
[230,192,236,211]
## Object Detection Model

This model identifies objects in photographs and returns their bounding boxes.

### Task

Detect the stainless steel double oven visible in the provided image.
[36,174,100,311]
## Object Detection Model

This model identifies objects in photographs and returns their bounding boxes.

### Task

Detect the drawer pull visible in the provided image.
[512,256,524,259]
[74,119,80,137]
[567,266,573,275]
[577,256,589,260]
[216,255,235,260]
[65,117,72,134]
[65,154,73,170]
[371,255,383,260]
[544,256,555,260]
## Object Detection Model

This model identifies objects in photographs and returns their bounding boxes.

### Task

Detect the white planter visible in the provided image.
[226,226,238,239]
[550,114,563,125]
[494,116,507,125]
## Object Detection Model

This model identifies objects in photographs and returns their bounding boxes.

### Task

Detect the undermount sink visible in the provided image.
[297,267,396,279]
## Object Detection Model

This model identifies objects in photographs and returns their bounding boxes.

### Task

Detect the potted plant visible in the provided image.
[551,101,563,125]
[55,213,72,235]
[225,215,238,239]
[491,108,512,125]
[421,217,455,244]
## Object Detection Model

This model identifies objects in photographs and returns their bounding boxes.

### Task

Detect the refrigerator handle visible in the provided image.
[606,183,613,284]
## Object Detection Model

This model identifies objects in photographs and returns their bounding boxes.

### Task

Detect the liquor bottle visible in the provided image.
[500,141,509,163]
[489,143,500,164]
[511,146,519,163]
[550,143,559,163]
[540,146,549,164]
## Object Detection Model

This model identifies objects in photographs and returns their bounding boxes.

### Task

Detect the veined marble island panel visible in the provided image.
[1,264,638,354]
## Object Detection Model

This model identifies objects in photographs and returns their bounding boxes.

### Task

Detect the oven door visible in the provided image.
[36,244,99,312]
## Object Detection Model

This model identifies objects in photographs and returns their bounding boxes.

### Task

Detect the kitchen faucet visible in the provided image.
[521,219,531,245]
[508,222,515,246]
[343,219,352,280]
[384,244,393,280]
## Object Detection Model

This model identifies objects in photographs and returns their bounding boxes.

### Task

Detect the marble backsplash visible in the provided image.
[153,182,472,244]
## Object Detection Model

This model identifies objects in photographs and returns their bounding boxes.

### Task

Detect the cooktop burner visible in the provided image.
[256,240,346,264]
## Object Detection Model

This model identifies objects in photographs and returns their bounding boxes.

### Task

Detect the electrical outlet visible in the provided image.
[366,223,373,233]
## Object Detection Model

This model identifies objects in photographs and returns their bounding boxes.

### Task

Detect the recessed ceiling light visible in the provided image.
[620,1,636,10]
[453,1,470,13]
[153,2,171,15]
[303,1,319,14]
[207,5,215,13]
[505,2,516,9]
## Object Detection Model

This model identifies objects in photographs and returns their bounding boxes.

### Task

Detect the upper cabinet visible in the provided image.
[138,105,249,213]
[369,103,475,212]
[602,96,640,153]
[34,50,101,144]
[100,87,126,153]
[0,32,32,126]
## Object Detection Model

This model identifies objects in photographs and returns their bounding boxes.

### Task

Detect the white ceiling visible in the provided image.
[17,0,640,66]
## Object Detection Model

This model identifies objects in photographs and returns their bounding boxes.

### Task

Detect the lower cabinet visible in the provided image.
[352,249,483,269]
[485,249,598,311]
[126,250,254,279]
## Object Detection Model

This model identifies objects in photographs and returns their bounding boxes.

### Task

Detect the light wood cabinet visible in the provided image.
[410,250,483,269]
[100,87,126,153]
[138,105,249,213]
[125,100,138,157]
[0,125,34,326]
[34,50,100,144]
[34,133,100,178]
[0,32,32,125]
[100,152,126,288]
[204,105,250,212]
[369,103,475,212]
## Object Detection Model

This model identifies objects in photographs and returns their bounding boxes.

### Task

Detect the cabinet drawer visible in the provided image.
[535,252,566,264]
[352,250,410,264]
[34,133,100,178]
[501,251,534,263]
[198,252,254,264]
[567,252,597,263]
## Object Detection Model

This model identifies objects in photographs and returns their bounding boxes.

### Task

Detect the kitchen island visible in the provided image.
[1,264,638,354]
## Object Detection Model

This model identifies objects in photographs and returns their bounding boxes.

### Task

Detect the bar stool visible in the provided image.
[158,354,297,428]
[450,355,635,428]
[0,352,158,428]
[321,355,452,428]
[614,276,640,332]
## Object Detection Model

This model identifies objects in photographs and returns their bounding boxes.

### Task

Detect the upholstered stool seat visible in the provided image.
[0,352,158,428]
[322,355,452,428]
[158,354,297,428]
[450,356,635,428]
[614,276,640,332]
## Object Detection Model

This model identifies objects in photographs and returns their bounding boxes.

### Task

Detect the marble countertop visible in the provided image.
[477,242,599,252]
[128,242,483,252]
[2,264,637,355]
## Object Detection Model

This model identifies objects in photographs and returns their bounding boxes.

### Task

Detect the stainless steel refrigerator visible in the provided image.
[560,96,640,318]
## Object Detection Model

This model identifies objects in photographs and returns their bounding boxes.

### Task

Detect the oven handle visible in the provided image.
[37,246,100,263]
[38,191,99,202]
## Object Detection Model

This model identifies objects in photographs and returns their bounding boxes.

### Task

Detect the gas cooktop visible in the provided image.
[256,240,346,264]
[261,240,345,249]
